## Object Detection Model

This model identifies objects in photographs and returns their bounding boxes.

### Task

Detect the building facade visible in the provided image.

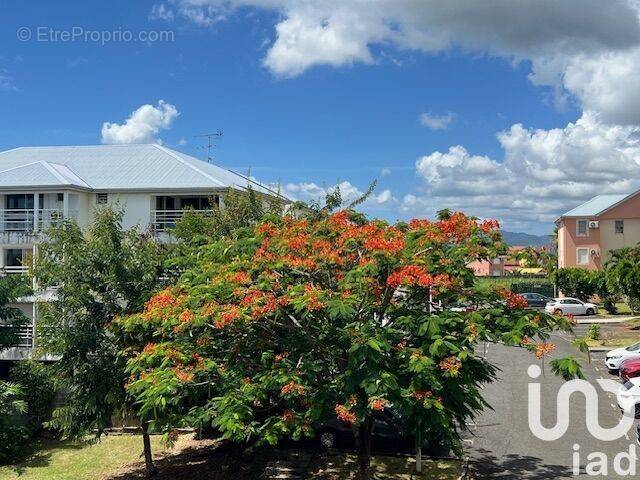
[557,191,640,270]
[0,144,285,361]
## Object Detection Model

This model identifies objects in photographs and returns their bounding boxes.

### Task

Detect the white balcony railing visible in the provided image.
[2,265,29,275]
[0,209,75,233]
[151,209,214,232]
[0,324,33,348]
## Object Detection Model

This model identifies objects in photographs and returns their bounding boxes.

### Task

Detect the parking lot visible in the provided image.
[466,333,637,479]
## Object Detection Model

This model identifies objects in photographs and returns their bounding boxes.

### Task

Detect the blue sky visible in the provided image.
[2,1,640,234]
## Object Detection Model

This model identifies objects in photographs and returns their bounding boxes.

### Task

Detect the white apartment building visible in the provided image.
[0,143,285,361]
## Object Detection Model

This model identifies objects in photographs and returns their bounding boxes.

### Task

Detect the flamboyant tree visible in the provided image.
[117,209,580,480]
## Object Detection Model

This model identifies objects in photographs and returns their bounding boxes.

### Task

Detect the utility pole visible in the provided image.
[195,130,223,164]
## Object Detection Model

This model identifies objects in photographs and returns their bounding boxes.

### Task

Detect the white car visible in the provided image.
[544,297,598,316]
[606,342,640,371]
[617,377,640,417]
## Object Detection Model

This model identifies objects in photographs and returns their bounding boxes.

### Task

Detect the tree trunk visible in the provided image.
[355,417,373,480]
[141,421,157,477]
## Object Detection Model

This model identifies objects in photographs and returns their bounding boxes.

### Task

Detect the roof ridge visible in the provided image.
[0,160,43,175]
[48,162,93,189]
[151,144,226,188]
[39,161,70,184]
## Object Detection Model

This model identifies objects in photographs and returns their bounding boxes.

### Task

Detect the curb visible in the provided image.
[588,347,608,352]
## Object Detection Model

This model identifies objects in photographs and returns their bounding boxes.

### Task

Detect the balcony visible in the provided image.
[151,209,214,232]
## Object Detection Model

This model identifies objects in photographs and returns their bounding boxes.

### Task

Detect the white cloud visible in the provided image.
[420,112,454,130]
[404,112,640,229]
[158,1,640,119]
[101,100,179,145]
[284,180,397,210]
[380,167,391,177]
[150,3,175,22]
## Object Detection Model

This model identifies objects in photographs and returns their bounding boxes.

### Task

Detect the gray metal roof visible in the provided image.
[560,194,629,217]
[0,144,285,198]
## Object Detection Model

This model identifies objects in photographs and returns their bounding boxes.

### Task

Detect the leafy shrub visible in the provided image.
[0,381,28,464]
[10,360,55,434]
[587,324,601,340]
[553,268,598,301]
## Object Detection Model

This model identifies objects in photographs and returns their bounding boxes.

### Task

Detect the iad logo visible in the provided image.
[527,364,634,442]
[527,364,639,476]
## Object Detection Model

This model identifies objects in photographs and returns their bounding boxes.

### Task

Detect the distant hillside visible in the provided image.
[501,230,551,248]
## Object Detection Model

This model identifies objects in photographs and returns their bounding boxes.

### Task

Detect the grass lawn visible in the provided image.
[0,435,461,480]
[0,435,167,480]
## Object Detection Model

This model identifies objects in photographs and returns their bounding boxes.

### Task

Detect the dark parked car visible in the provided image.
[520,292,554,308]
[315,408,448,455]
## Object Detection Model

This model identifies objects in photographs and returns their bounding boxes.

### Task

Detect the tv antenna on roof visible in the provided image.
[195,130,223,164]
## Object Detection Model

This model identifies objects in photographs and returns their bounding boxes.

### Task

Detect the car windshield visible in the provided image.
[624,380,635,390]
[626,342,640,352]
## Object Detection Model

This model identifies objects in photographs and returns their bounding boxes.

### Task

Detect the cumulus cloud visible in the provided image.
[101,100,179,145]
[154,0,640,121]
[284,180,397,210]
[403,112,640,229]
[420,112,454,130]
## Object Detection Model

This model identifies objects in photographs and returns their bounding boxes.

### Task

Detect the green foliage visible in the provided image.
[552,268,599,301]
[605,246,640,314]
[32,207,163,438]
[0,381,28,464]
[587,324,601,341]
[118,210,580,480]
[550,357,585,381]
[0,275,32,350]
[10,361,56,434]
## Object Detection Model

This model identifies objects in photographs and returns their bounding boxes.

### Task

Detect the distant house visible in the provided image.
[469,246,526,277]
[557,191,640,270]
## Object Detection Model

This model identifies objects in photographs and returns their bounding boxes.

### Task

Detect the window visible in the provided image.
[577,219,588,236]
[5,249,24,267]
[96,193,108,204]
[57,193,64,202]
[577,248,589,265]
[615,220,624,234]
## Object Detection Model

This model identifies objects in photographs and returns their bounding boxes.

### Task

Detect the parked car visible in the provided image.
[616,377,640,417]
[606,342,640,371]
[620,357,640,382]
[315,407,447,455]
[520,293,554,308]
[544,297,598,316]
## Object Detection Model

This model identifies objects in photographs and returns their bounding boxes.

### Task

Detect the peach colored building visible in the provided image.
[557,192,640,270]
[468,246,526,276]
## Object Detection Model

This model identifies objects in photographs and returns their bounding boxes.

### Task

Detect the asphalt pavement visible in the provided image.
[465,333,637,479]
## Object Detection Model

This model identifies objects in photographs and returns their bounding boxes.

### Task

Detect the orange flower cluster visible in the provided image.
[179,309,194,323]
[368,397,389,411]
[173,367,194,382]
[387,265,432,288]
[281,410,296,423]
[468,324,478,338]
[412,390,433,401]
[231,271,251,284]
[535,342,556,359]
[439,356,462,374]
[241,290,278,319]
[334,404,356,424]
[480,219,500,233]
[304,284,325,311]
[215,305,240,329]
[363,227,405,254]
[274,352,289,362]
[500,289,529,310]
[281,381,306,396]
